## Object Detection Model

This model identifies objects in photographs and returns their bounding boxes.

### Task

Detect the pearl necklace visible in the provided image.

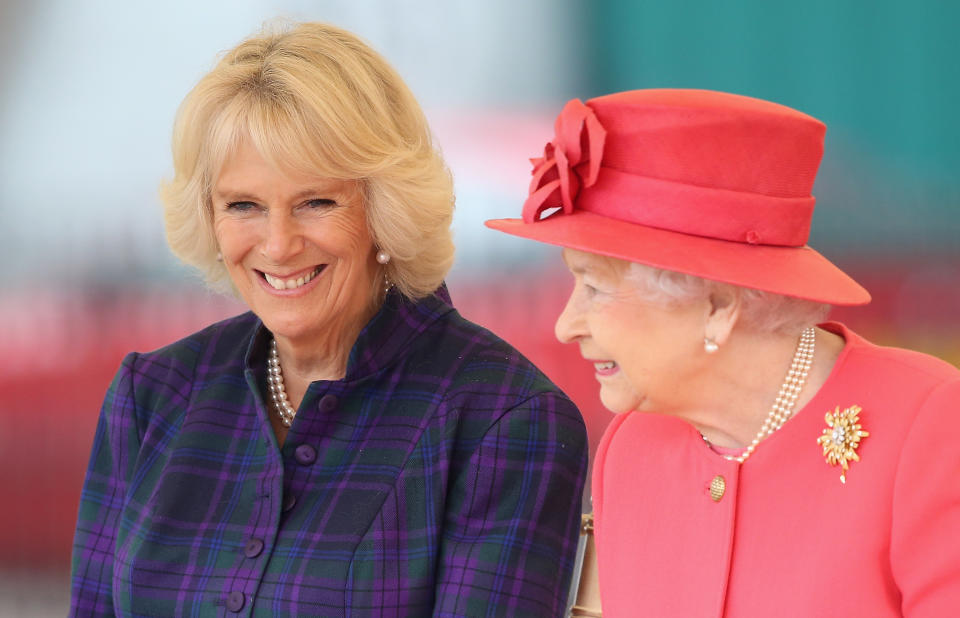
[703,326,816,463]
[267,338,297,427]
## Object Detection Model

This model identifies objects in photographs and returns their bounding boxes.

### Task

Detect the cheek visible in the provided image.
[214,218,258,257]
[307,211,372,257]
[337,219,373,255]
[587,302,635,349]
[590,306,664,386]
[341,227,373,258]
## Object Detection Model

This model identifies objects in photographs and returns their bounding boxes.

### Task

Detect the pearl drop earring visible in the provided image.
[704,337,719,353]
[216,252,223,262]
[376,249,392,296]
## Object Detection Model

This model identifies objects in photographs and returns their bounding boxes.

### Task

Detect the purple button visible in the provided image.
[318,394,338,413]
[283,492,297,513]
[294,444,317,466]
[244,538,264,558]
[225,590,245,612]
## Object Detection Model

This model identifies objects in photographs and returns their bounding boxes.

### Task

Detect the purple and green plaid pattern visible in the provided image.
[70,290,588,616]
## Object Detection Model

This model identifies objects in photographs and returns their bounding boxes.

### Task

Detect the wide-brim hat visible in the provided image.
[485,89,870,306]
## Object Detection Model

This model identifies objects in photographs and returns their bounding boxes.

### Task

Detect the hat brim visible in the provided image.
[485,211,870,306]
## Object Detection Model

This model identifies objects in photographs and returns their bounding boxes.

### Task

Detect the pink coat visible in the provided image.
[593,323,960,617]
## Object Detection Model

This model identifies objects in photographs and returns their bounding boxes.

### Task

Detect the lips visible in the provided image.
[591,360,620,377]
[259,266,325,290]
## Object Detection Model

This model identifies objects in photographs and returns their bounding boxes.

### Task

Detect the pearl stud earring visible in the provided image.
[376,250,390,265]
[704,337,719,353]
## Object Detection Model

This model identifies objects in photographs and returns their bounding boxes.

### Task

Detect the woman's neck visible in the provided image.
[271,300,379,411]
[683,326,844,449]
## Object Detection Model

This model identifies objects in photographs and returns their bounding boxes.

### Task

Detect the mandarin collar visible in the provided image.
[242,283,454,381]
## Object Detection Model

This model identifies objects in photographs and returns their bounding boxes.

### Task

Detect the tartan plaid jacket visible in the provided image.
[70,288,588,617]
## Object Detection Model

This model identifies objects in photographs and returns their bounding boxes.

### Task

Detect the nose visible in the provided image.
[260,211,304,263]
[554,286,586,344]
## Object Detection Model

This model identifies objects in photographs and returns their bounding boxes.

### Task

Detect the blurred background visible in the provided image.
[1,0,958,614]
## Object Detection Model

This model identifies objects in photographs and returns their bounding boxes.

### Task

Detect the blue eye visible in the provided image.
[225,201,256,212]
[306,198,337,209]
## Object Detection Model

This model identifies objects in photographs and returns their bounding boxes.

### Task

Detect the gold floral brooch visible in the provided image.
[817,405,869,483]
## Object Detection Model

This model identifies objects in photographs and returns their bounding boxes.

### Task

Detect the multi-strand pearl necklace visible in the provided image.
[703,326,816,463]
[267,338,297,427]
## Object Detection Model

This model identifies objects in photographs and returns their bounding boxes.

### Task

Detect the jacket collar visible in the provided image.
[242,284,454,381]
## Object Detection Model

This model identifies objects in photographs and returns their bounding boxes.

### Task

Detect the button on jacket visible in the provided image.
[70,289,588,617]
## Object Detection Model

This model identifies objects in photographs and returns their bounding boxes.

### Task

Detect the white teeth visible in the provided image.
[594,361,616,371]
[264,267,321,291]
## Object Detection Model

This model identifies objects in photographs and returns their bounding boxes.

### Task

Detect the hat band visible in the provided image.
[576,167,815,247]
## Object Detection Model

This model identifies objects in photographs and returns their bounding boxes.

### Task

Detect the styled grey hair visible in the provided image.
[625,262,831,335]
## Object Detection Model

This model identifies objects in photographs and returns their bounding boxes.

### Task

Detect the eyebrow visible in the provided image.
[561,251,590,275]
[212,187,346,203]
[213,190,258,202]
[290,187,344,202]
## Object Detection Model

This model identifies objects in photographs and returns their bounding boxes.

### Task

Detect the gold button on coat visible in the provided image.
[709,475,726,502]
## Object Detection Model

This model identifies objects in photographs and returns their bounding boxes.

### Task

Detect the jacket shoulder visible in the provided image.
[121,312,257,420]
[137,311,258,366]
[845,333,960,391]
[417,309,581,420]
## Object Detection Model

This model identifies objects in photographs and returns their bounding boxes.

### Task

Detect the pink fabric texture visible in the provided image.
[592,323,960,617]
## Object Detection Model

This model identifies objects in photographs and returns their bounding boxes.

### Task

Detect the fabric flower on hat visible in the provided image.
[523,99,606,223]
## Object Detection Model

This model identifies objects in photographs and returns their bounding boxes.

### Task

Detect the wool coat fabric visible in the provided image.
[70,289,588,617]
[592,323,960,617]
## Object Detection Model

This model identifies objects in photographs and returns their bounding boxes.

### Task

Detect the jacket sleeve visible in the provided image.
[432,391,588,617]
[891,378,960,617]
[69,353,142,617]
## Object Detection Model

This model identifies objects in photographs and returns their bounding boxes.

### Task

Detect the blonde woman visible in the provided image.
[70,23,587,616]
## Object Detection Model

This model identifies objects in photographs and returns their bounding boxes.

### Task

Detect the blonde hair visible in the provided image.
[160,21,455,298]
[625,262,830,335]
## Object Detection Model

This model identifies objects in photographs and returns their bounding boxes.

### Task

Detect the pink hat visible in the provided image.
[485,89,870,305]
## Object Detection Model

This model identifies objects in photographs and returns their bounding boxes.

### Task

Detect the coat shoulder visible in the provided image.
[414,308,584,426]
[135,311,258,370]
[843,333,960,401]
[119,312,258,425]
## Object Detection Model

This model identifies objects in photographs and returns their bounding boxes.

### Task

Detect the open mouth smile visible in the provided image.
[591,360,619,376]
[257,265,325,291]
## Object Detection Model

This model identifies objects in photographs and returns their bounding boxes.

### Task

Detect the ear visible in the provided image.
[703,285,742,346]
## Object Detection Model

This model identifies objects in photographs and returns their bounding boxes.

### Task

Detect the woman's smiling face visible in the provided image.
[212,141,379,347]
[554,249,709,414]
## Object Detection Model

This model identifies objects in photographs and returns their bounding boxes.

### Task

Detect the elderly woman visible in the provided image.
[487,89,960,616]
[69,23,587,616]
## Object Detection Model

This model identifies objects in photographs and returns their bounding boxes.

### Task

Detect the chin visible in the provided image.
[599,390,640,415]
[257,310,319,340]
